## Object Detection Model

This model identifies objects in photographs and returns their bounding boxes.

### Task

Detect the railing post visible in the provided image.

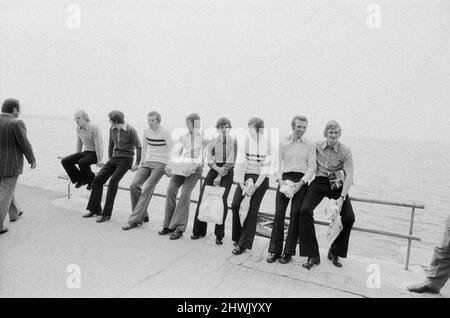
[405,206,416,270]
[67,179,71,199]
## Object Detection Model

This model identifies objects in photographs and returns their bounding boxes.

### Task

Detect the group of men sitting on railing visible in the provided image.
[1,98,449,294]
[60,109,354,270]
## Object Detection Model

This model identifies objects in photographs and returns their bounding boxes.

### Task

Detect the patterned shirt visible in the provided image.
[315,141,354,185]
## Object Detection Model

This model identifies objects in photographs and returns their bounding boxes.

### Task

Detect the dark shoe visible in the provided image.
[122,223,138,231]
[75,181,84,189]
[266,253,281,263]
[279,254,292,264]
[215,237,223,245]
[302,256,321,270]
[10,211,23,222]
[169,230,183,240]
[83,211,99,218]
[233,242,238,247]
[158,228,174,235]
[0,228,9,235]
[190,234,204,240]
[328,250,342,268]
[86,182,93,191]
[96,215,111,223]
[407,283,439,294]
[143,216,150,223]
[232,246,246,255]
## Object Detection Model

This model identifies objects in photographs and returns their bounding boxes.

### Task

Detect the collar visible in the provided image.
[113,122,129,131]
[285,134,304,145]
[0,113,15,119]
[320,140,340,152]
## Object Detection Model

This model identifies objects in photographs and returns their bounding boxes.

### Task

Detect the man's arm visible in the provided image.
[13,120,36,165]
[92,126,103,163]
[141,130,148,165]
[340,148,354,199]
[76,134,83,153]
[108,130,114,159]
[301,142,317,184]
[132,128,142,166]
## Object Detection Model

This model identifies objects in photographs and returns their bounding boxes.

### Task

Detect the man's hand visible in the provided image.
[216,167,227,177]
[97,162,105,168]
[213,176,222,187]
[277,178,285,187]
[165,166,172,177]
[131,164,139,172]
[336,196,345,212]
[294,181,305,194]
[30,162,37,169]
[239,182,246,191]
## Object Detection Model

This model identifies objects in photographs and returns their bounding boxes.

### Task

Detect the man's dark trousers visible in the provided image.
[86,157,132,216]
[298,176,355,258]
[268,172,308,256]
[61,151,97,184]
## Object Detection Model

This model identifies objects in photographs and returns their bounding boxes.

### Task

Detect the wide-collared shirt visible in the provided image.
[276,135,316,183]
[142,126,173,164]
[206,134,237,170]
[315,140,354,185]
[172,130,203,164]
[109,122,142,163]
[76,122,103,162]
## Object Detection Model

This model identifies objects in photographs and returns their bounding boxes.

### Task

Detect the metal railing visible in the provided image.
[57,157,425,270]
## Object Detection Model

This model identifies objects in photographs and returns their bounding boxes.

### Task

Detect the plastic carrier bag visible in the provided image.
[198,186,226,225]
[325,199,343,241]
[239,179,255,226]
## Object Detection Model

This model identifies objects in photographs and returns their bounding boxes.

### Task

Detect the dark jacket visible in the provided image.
[0,113,36,177]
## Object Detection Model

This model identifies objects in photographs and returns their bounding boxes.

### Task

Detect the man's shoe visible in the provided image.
[75,181,84,189]
[233,242,238,247]
[407,283,439,294]
[215,237,223,245]
[169,230,183,240]
[232,246,246,255]
[83,211,99,218]
[0,228,9,235]
[96,215,111,223]
[279,254,292,264]
[10,211,23,222]
[158,228,174,235]
[122,223,138,231]
[328,250,342,268]
[302,256,321,270]
[190,234,203,240]
[86,182,93,191]
[266,253,281,263]
[143,216,150,223]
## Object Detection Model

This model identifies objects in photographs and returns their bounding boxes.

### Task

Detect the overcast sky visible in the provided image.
[1,0,449,142]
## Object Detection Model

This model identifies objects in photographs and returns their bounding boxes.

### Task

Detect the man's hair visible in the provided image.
[75,110,90,122]
[108,110,125,124]
[291,115,308,129]
[216,117,232,129]
[248,117,264,133]
[2,98,20,114]
[186,113,201,126]
[323,120,342,137]
[147,111,161,123]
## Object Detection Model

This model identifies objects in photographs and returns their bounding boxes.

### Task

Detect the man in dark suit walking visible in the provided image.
[0,99,36,235]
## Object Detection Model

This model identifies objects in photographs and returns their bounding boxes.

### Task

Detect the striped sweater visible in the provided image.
[142,126,173,164]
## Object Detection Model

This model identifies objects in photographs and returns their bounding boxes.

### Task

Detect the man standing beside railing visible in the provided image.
[0,99,36,235]
[61,110,103,190]
[298,120,355,269]
[408,215,450,294]
[266,115,316,264]
[84,110,141,223]
[122,111,173,230]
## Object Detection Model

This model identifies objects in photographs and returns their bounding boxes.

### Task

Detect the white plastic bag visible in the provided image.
[198,186,225,225]
[325,199,343,241]
[239,179,255,226]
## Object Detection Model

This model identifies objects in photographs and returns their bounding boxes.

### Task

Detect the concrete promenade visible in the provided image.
[0,184,448,298]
